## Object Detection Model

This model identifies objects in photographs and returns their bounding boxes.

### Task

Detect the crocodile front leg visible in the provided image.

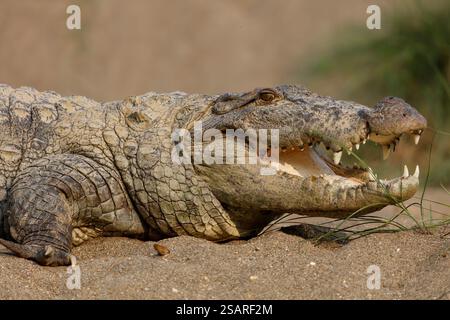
[0,154,146,266]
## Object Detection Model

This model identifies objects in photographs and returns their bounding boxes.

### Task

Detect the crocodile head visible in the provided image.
[191,85,427,232]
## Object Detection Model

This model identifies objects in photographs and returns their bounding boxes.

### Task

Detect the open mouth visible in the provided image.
[265,129,424,189]
[194,126,425,218]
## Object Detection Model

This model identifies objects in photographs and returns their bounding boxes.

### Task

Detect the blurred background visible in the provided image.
[0,0,448,187]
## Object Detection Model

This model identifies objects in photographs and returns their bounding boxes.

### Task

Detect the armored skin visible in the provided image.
[0,84,426,266]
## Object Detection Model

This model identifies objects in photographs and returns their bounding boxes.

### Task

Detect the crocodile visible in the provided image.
[0,84,426,266]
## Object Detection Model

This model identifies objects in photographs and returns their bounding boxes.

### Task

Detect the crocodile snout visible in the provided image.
[368,97,427,139]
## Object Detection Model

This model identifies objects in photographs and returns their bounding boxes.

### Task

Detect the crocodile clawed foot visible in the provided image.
[0,239,71,266]
[280,224,350,245]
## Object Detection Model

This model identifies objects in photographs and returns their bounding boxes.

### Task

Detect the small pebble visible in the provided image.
[154,243,170,256]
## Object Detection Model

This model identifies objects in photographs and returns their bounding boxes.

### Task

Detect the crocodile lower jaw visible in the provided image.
[260,141,420,202]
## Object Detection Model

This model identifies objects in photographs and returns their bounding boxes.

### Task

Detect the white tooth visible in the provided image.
[363,139,367,144]
[414,165,420,178]
[382,145,390,160]
[414,134,420,145]
[347,147,352,155]
[403,165,409,178]
[355,143,360,150]
[282,149,286,153]
[291,147,295,151]
[333,151,342,165]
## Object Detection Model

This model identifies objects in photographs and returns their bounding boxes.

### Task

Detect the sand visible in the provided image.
[0,188,449,300]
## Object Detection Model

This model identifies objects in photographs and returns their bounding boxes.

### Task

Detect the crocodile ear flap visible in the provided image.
[212,89,262,115]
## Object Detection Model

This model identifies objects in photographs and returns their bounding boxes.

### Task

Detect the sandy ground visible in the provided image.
[0,189,449,300]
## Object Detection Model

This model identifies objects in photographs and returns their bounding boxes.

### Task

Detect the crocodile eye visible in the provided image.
[259,90,277,102]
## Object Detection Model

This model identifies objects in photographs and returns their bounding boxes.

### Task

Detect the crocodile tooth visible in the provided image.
[291,147,295,151]
[362,139,367,144]
[403,165,409,178]
[355,143,360,150]
[299,145,304,151]
[333,151,342,165]
[414,134,420,145]
[282,147,287,152]
[347,147,352,155]
[414,165,420,178]
[382,145,390,160]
